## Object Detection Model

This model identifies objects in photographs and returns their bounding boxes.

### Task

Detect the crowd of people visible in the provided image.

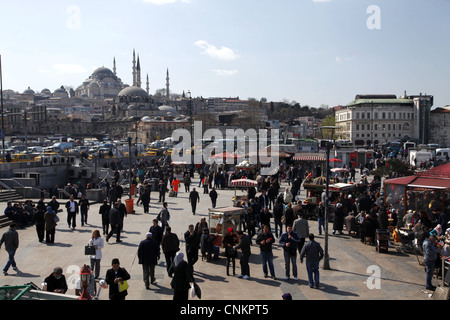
[1,156,449,300]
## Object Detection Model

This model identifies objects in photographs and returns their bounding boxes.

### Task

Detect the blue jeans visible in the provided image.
[260,251,275,277]
[425,259,435,288]
[317,216,325,235]
[306,261,320,287]
[283,250,297,278]
[3,249,17,273]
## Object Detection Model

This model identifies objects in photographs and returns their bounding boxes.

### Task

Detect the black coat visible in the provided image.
[105,267,130,300]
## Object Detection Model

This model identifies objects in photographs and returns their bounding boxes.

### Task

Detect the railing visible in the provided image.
[0,179,49,198]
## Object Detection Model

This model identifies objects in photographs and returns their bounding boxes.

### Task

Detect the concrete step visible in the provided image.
[0,190,23,203]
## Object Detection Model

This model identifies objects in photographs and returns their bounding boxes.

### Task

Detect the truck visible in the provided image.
[409,149,432,167]
[51,142,73,152]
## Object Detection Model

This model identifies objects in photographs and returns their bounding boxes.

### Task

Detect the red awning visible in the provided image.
[293,153,326,162]
[383,175,418,186]
[407,177,450,190]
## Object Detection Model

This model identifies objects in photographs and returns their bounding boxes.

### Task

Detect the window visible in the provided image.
[356,124,359,130]
[367,112,370,119]
[382,112,386,119]
[374,112,378,119]
[361,112,365,119]
[375,124,378,130]
[361,124,365,131]
[356,112,360,119]
[388,124,391,130]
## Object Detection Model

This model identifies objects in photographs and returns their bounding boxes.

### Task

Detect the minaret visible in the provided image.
[132,49,136,86]
[146,74,150,95]
[136,55,141,88]
[166,68,170,102]
[113,57,117,76]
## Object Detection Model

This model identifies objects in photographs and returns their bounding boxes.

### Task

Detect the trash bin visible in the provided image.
[130,184,136,196]
[125,198,134,214]
[376,229,390,253]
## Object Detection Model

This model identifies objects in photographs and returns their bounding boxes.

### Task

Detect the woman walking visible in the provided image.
[88,229,104,279]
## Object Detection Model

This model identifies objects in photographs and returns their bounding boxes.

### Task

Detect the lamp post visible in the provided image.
[127,136,132,199]
[320,126,338,270]
[78,264,92,300]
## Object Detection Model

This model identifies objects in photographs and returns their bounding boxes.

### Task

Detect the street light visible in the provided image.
[127,136,132,199]
[320,125,338,270]
[78,264,92,300]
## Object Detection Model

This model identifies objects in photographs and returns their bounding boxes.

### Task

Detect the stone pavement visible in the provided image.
[0,177,434,301]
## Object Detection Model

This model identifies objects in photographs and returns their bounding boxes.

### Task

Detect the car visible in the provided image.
[0,153,37,163]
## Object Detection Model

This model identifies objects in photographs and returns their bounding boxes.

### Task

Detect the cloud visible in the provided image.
[52,64,87,74]
[335,56,352,64]
[194,40,239,61]
[212,69,239,76]
[141,0,191,4]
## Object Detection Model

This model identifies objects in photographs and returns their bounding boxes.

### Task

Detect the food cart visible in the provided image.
[229,178,258,206]
[208,206,244,248]
[171,161,188,180]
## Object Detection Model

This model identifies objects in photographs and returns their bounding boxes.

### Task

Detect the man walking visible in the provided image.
[65,195,79,230]
[423,234,439,291]
[138,232,160,289]
[184,224,199,272]
[279,225,300,281]
[255,224,276,279]
[234,230,251,279]
[300,233,324,288]
[189,188,200,215]
[106,201,122,243]
[0,222,19,275]
[209,187,218,208]
[78,194,90,227]
[292,212,309,255]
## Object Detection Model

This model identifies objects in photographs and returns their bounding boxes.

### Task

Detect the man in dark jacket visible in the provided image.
[300,233,324,288]
[234,230,251,279]
[184,224,199,272]
[189,188,200,215]
[105,258,130,300]
[65,195,79,230]
[273,200,284,238]
[256,224,276,279]
[279,225,300,281]
[0,223,19,275]
[138,232,160,289]
[209,187,218,208]
[106,202,122,243]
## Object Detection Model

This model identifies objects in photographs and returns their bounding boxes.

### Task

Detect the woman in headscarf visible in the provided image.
[223,227,237,276]
[168,252,195,300]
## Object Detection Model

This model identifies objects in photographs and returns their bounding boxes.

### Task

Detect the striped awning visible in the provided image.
[293,153,326,162]
[229,178,258,187]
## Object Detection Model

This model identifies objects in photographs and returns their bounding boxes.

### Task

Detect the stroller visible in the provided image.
[395,228,425,266]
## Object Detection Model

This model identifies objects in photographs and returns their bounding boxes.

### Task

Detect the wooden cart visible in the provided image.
[208,206,244,247]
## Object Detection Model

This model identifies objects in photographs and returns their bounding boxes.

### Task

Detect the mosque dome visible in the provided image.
[92,67,115,80]
[23,87,35,95]
[118,86,149,98]
[158,105,177,114]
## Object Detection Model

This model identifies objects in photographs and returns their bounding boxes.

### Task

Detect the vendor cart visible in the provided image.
[208,206,244,248]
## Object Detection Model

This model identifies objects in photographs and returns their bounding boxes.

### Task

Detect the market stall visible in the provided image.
[208,206,244,247]
[229,177,258,205]
[384,163,450,219]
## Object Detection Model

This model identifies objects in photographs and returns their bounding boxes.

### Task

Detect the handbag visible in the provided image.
[84,245,96,255]
[54,215,60,223]
[118,280,129,292]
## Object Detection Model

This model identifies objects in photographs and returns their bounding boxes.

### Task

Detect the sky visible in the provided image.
[0,0,449,108]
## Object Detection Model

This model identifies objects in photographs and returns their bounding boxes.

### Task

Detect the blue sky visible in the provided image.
[1,0,449,108]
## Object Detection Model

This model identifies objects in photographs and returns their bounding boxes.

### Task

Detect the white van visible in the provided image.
[436,148,450,162]
[27,146,44,153]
